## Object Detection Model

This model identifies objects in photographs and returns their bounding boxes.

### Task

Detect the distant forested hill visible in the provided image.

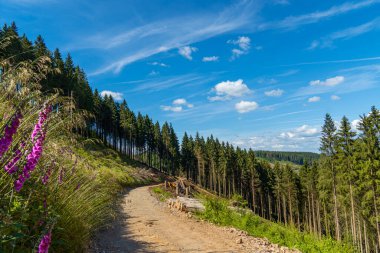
[254,150,320,165]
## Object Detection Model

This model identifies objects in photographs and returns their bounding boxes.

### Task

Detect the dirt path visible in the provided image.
[90,185,298,253]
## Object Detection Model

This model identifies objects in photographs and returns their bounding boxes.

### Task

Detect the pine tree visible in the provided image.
[357,107,380,249]
[320,113,341,240]
[336,116,358,243]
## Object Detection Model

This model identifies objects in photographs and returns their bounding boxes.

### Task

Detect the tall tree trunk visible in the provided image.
[350,183,357,244]
[283,194,287,225]
[288,187,293,225]
[332,163,341,241]
[268,193,272,221]
[364,221,369,253]
[317,199,322,239]
[371,168,380,248]
[359,218,364,253]
[307,190,312,232]
[344,207,349,239]
[251,175,256,213]
[323,202,329,237]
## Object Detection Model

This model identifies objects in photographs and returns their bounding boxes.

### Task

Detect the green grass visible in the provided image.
[198,197,357,253]
[151,185,174,201]
[75,141,151,186]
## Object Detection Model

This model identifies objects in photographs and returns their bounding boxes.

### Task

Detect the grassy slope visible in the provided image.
[53,139,164,252]
[74,140,165,187]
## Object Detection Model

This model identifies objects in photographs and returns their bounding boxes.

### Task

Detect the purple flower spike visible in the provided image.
[42,167,52,185]
[4,149,22,174]
[0,112,22,158]
[15,105,51,192]
[38,231,52,253]
[58,169,63,184]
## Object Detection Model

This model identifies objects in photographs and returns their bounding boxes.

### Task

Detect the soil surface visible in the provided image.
[90,185,299,253]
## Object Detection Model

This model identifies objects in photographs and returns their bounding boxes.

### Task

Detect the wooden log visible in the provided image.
[179,179,186,191]
[176,197,205,212]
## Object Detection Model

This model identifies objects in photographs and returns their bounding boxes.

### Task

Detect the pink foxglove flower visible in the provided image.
[38,231,52,253]
[41,167,52,185]
[15,106,51,192]
[0,112,22,158]
[4,148,22,174]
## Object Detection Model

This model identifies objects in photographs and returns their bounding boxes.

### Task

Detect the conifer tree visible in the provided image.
[320,113,340,240]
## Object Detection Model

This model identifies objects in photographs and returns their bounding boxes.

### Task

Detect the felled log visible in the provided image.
[167,197,205,213]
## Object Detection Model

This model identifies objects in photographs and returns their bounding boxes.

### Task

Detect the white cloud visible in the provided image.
[280,132,296,138]
[161,98,193,113]
[100,90,123,101]
[231,49,245,59]
[351,119,361,130]
[232,124,321,152]
[329,17,380,40]
[294,65,380,98]
[310,17,380,49]
[173,98,194,108]
[307,40,320,50]
[228,36,251,50]
[150,61,168,67]
[160,105,183,112]
[148,70,159,76]
[202,56,219,62]
[258,78,277,85]
[280,125,319,139]
[228,36,254,60]
[260,0,380,30]
[178,46,198,60]
[173,98,187,105]
[295,125,319,136]
[208,79,252,101]
[309,76,345,86]
[265,89,284,97]
[130,73,212,93]
[235,100,259,113]
[331,95,341,100]
[308,96,321,102]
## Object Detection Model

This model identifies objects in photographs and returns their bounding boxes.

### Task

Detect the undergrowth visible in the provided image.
[198,197,357,253]
[151,185,173,201]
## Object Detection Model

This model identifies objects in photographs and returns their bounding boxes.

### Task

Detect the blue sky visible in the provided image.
[1,0,380,152]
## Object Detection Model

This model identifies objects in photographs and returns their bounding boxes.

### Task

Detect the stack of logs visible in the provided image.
[167,197,205,212]
[164,179,191,197]
[165,179,205,213]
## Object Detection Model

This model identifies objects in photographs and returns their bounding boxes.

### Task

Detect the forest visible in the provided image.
[254,150,320,165]
[1,22,380,252]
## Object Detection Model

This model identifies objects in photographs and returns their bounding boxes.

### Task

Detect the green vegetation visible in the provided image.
[151,185,174,201]
[254,150,320,165]
[200,197,356,253]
